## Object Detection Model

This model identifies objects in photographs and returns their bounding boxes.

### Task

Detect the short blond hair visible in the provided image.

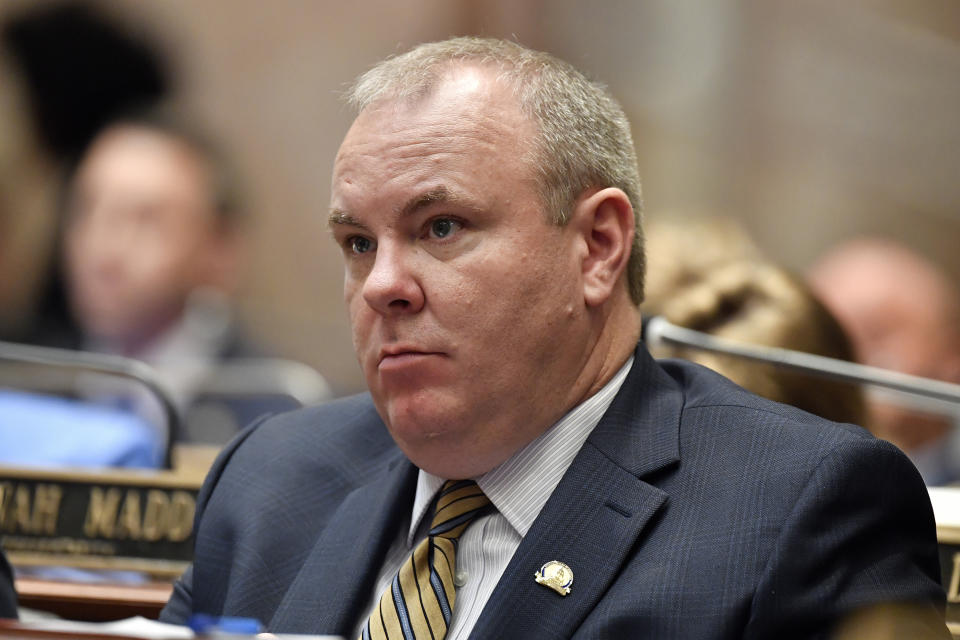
[645,256,865,425]
[346,37,645,303]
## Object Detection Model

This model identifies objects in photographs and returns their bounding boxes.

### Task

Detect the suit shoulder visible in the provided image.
[201,393,399,502]
[240,392,389,452]
[662,357,871,437]
[656,359,898,487]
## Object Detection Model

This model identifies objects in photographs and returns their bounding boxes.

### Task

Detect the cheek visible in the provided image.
[64,227,99,270]
[343,270,360,306]
[131,243,199,295]
[456,251,571,352]
[347,290,376,359]
[497,245,576,310]
[344,278,366,327]
[63,239,85,281]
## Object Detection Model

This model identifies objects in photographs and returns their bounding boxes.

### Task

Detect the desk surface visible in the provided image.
[14,578,172,622]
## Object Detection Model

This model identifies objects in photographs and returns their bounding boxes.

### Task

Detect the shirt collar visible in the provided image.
[408,356,634,545]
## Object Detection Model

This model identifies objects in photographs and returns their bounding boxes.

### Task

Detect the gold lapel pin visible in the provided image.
[535,560,573,596]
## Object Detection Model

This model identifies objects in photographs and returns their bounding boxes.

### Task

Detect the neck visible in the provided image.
[95,306,185,358]
[576,296,642,401]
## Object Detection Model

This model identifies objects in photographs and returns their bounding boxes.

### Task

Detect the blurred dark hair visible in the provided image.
[1,1,170,160]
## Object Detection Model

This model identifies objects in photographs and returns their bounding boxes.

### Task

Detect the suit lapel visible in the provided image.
[471,346,683,639]
[269,456,418,635]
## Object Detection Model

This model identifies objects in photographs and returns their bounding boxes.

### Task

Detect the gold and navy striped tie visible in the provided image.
[361,480,491,640]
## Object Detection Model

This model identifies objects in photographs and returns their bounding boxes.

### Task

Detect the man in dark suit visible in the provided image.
[161,37,948,638]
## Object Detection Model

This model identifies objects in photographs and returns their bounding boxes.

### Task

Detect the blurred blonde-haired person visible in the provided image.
[643,218,865,426]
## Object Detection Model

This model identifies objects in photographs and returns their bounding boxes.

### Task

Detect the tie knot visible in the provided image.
[429,479,490,540]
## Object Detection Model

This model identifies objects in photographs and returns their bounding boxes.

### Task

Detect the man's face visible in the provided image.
[847,295,957,452]
[65,126,222,349]
[330,70,594,478]
[811,255,957,450]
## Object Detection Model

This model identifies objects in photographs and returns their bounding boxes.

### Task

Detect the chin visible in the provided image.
[82,320,126,341]
[377,383,448,422]
[387,410,453,444]
[398,438,483,479]
[383,397,460,440]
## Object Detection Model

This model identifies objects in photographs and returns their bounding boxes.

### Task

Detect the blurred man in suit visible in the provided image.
[63,112,245,387]
[162,38,947,638]
[58,111,297,443]
[809,237,960,485]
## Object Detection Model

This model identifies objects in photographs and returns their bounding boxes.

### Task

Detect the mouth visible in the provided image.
[377,347,445,369]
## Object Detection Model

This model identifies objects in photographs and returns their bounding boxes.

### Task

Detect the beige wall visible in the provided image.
[3,0,958,394]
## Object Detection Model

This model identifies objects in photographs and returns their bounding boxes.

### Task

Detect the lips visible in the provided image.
[379,344,435,359]
[376,347,446,372]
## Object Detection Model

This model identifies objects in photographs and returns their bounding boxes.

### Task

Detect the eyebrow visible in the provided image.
[401,186,467,217]
[328,209,365,230]
[328,185,477,230]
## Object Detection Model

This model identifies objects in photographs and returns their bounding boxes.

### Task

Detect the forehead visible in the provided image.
[77,126,210,200]
[331,70,537,208]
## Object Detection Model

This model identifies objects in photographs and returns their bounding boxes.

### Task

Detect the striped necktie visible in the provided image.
[361,479,491,640]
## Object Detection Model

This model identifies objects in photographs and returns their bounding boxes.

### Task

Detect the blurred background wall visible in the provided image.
[1,0,957,395]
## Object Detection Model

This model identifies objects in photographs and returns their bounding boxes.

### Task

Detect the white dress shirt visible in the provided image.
[357,356,634,639]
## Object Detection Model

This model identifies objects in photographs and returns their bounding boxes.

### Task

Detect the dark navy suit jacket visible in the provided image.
[161,345,947,638]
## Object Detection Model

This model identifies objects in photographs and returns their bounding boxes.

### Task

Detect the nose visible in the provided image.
[361,244,425,316]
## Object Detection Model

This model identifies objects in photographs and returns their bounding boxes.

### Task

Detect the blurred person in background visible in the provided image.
[809,237,960,485]
[0,48,58,339]
[642,216,764,305]
[58,110,291,443]
[0,7,173,467]
[642,221,865,425]
[64,111,245,365]
[0,1,170,344]
[2,5,323,448]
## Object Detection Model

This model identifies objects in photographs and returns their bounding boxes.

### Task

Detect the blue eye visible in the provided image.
[349,236,373,254]
[429,218,460,239]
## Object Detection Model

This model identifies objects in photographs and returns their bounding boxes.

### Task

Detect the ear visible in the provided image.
[570,187,634,307]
